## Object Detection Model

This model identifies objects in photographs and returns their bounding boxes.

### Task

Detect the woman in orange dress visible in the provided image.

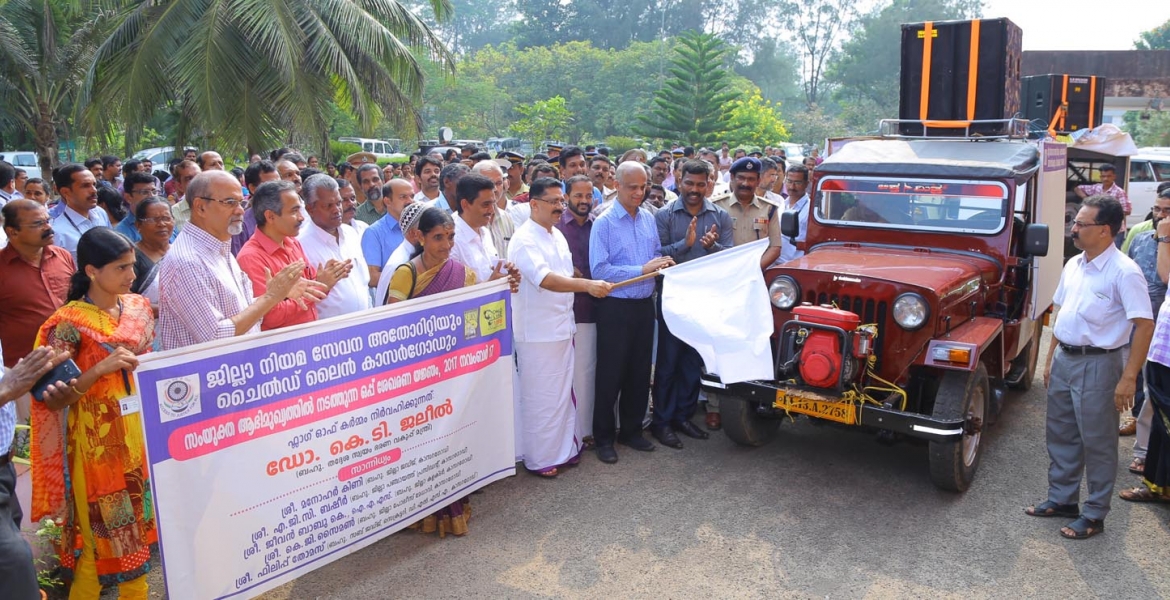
[32,228,156,599]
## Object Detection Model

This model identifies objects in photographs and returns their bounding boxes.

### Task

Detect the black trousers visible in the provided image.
[0,459,38,599]
[593,296,655,447]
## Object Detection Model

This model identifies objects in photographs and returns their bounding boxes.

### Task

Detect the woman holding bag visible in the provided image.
[31,227,157,599]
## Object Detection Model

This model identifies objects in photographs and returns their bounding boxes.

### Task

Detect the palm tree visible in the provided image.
[0,1,110,174]
[84,0,454,157]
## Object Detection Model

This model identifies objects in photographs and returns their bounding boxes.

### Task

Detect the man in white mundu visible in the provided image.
[509,177,613,477]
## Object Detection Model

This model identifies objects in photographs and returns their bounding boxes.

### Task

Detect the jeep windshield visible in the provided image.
[814,176,1009,235]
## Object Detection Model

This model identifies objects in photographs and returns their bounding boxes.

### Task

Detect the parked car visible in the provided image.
[1128,152,1170,223]
[0,151,42,180]
[338,137,400,158]
[132,146,188,175]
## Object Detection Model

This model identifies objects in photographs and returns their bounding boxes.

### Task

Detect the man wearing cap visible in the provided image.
[715,157,783,267]
[546,143,563,161]
[499,152,528,200]
[374,201,426,307]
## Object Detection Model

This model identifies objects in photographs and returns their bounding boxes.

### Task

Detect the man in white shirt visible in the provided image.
[412,155,443,204]
[298,174,368,319]
[777,164,811,265]
[472,160,515,259]
[510,177,612,476]
[1026,195,1154,539]
[451,174,515,282]
[50,164,111,260]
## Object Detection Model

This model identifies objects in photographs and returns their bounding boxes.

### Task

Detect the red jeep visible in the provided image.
[702,122,1066,491]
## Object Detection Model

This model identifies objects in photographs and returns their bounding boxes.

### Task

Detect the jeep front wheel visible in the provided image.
[718,393,779,447]
[928,363,989,492]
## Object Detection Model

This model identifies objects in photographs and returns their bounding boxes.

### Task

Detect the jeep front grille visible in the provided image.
[806,291,889,368]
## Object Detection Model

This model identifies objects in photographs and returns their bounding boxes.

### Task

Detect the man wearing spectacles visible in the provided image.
[511,177,612,477]
[159,171,326,350]
[168,160,203,233]
[115,171,175,243]
[775,164,811,266]
[1027,195,1154,540]
[0,199,74,427]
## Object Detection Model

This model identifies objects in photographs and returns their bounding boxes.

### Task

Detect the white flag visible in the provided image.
[660,238,773,383]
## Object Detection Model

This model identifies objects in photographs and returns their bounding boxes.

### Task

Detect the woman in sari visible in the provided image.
[131,197,174,314]
[32,227,156,599]
[385,207,478,304]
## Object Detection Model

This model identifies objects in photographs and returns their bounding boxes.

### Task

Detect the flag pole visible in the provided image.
[611,269,666,290]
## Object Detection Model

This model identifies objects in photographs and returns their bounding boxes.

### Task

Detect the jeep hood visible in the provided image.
[781,246,994,299]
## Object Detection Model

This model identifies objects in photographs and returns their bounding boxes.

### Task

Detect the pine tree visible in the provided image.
[636,31,737,145]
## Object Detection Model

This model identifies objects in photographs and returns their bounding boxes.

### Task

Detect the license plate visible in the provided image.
[774,390,857,425]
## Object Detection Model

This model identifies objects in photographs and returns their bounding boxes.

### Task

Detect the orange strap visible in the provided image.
[967,19,981,120]
[1059,74,1069,131]
[924,120,973,128]
[920,22,934,121]
[1088,76,1098,129]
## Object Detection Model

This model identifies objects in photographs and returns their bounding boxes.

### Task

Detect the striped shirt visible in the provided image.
[0,340,12,452]
[1148,296,1170,368]
[159,222,257,350]
[589,203,661,299]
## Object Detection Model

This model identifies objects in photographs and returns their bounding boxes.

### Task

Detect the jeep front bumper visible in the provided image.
[700,375,965,443]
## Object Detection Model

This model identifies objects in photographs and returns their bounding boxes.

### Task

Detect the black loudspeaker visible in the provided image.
[899,17,1023,136]
[1021,74,1106,133]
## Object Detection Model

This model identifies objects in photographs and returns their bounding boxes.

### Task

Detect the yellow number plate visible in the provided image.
[774,390,858,425]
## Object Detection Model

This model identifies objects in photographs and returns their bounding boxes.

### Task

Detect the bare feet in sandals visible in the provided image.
[1060,516,1104,540]
[1119,486,1170,503]
[1128,457,1146,475]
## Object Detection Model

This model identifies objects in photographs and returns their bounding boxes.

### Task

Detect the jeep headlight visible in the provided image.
[769,276,800,310]
[893,293,929,330]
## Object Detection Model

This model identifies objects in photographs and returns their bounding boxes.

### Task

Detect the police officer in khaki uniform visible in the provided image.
[705,157,783,431]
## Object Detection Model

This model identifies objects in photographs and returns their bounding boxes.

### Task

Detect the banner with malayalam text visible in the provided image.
[134,280,515,600]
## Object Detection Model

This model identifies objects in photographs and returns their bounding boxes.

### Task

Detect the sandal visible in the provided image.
[530,467,558,478]
[1024,500,1079,518]
[1119,486,1170,503]
[1060,516,1104,540]
[1129,457,1146,475]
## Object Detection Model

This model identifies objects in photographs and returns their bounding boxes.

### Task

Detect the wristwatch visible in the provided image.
[1158,236,1170,244]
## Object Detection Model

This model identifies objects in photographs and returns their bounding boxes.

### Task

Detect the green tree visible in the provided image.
[724,88,790,148]
[1123,110,1170,146]
[510,96,573,144]
[1135,19,1170,50]
[0,1,110,173]
[636,31,737,145]
[776,0,858,107]
[85,0,454,158]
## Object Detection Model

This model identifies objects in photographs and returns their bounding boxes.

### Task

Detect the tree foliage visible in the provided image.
[776,0,858,107]
[510,96,573,143]
[0,0,111,172]
[1124,110,1170,147]
[84,0,454,158]
[635,31,738,145]
[724,88,790,148]
[1135,18,1170,50]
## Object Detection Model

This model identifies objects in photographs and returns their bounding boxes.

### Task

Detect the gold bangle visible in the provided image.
[70,385,88,396]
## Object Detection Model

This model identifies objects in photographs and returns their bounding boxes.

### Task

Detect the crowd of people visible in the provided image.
[0,141,812,598]
[4,135,1167,595]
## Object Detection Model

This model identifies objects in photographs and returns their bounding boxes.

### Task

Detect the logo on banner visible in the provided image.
[156,375,202,423]
[464,308,479,339]
[479,300,506,336]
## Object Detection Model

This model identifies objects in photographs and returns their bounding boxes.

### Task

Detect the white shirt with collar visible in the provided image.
[1052,243,1152,349]
[509,219,576,343]
[297,220,371,319]
[451,212,499,282]
[777,193,810,264]
[52,204,111,260]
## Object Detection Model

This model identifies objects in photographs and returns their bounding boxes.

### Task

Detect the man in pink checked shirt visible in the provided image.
[1077,163,1130,247]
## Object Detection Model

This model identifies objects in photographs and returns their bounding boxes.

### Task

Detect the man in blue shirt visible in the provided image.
[115,171,175,243]
[588,161,675,464]
[651,160,734,448]
[50,164,111,261]
[361,179,413,291]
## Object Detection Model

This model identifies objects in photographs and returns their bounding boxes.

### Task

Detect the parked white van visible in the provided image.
[0,151,42,180]
[1129,152,1170,222]
[338,137,399,159]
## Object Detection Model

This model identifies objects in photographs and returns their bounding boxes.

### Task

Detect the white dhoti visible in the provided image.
[572,323,597,440]
[516,338,580,471]
[512,352,524,464]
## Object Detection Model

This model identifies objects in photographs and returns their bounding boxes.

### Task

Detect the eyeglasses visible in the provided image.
[785,179,808,186]
[139,216,175,225]
[132,188,158,196]
[197,196,250,210]
[1070,220,1106,229]
[535,197,567,206]
[19,219,51,229]
[1152,206,1170,214]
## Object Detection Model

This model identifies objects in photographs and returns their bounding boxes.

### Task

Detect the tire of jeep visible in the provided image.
[928,363,990,492]
[718,393,779,447]
[1007,320,1044,392]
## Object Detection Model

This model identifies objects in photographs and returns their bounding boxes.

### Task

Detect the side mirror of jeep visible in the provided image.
[1023,223,1049,257]
[781,210,799,239]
